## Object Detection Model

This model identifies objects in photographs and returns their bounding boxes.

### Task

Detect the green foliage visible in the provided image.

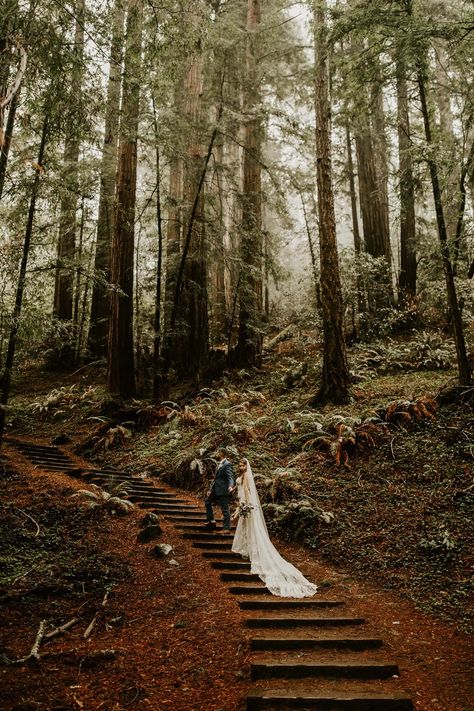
[29,384,98,416]
[72,483,134,515]
[264,497,334,539]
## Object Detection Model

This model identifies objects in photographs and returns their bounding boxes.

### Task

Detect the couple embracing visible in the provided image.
[204,447,317,598]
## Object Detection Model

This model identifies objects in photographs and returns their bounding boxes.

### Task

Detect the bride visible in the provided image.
[231,458,317,598]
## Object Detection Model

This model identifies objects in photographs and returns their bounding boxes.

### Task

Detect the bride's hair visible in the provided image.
[239,457,248,465]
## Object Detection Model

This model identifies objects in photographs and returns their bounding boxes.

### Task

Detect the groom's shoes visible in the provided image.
[205,521,217,529]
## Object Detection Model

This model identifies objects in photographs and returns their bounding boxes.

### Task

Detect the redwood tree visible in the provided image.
[88,0,125,358]
[107,0,143,398]
[236,0,263,368]
[310,0,350,405]
[53,0,85,346]
[396,51,417,302]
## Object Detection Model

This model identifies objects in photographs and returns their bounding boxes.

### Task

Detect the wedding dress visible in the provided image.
[231,459,317,598]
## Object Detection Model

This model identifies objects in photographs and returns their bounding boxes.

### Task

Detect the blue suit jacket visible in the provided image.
[211,459,234,497]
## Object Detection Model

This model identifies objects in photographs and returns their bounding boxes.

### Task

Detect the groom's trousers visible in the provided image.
[205,490,231,530]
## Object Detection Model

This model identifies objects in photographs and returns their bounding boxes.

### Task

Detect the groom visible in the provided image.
[205,446,234,531]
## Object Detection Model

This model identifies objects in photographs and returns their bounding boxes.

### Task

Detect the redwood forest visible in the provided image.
[0,0,473,709]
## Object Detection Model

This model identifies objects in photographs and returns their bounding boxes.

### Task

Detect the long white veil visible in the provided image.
[232,459,317,598]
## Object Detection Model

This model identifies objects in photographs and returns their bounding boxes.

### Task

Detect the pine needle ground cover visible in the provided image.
[0,454,248,711]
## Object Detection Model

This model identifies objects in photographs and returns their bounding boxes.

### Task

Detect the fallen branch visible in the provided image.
[44,617,79,641]
[17,507,41,536]
[84,589,110,640]
[265,325,295,351]
[15,619,46,663]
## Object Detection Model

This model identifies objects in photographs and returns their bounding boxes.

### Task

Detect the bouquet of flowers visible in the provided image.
[238,502,254,518]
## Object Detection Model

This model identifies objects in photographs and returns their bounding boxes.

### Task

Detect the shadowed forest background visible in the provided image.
[0,0,473,708]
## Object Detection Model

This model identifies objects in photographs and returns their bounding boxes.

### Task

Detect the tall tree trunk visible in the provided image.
[310,0,350,405]
[0,114,48,448]
[212,130,228,341]
[170,48,209,377]
[352,39,392,311]
[408,19,471,385]
[396,53,417,303]
[0,0,25,202]
[0,92,17,200]
[152,100,164,400]
[53,0,85,365]
[106,0,143,398]
[434,43,461,270]
[88,0,125,358]
[345,124,365,318]
[371,67,393,282]
[236,0,263,367]
[161,78,184,385]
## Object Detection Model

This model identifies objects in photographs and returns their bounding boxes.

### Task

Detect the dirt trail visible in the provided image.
[2,438,473,710]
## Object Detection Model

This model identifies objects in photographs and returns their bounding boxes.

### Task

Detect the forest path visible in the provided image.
[5,438,417,711]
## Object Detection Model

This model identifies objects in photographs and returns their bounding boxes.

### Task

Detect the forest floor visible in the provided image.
[1,328,473,709]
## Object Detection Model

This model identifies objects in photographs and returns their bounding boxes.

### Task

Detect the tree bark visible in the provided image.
[0,115,48,447]
[88,0,125,358]
[396,52,417,303]
[414,46,471,385]
[236,0,263,368]
[434,43,461,268]
[345,123,366,318]
[106,0,143,398]
[0,91,17,200]
[53,0,85,341]
[152,100,164,400]
[310,0,350,405]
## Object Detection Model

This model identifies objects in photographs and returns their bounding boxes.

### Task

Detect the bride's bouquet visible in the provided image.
[238,502,254,518]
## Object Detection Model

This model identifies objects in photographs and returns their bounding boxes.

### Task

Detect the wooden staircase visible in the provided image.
[8,438,414,710]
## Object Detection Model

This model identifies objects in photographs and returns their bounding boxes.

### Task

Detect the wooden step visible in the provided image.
[251,660,399,680]
[221,572,260,582]
[149,504,199,511]
[183,532,234,541]
[229,585,268,595]
[128,495,187,504]
[192,541,233,549]
[175,524,229,532]
[201,551,242,560]
[246,617,365,629]
[240,599,344,610]
[211,561,251,570]
[250,637,383,651]
[246,689,413,710]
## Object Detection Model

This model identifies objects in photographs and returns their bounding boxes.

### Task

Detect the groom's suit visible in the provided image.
[205,458,234,530]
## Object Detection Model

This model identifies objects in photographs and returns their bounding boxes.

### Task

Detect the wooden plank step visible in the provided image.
[246,617,365,629]
[31,463,79,470]
[221,572,260,582]
[183,532,234,541]
[192,541,233,549]
[240,599,344,610]
[165,515,211,522]
[229,585,268,595]
[250,637,383,651]
[251,660,399,680]
[201,551,242,560]
[128,495,187,504]
[151,501,198,508]
[246,689,413,710]
[175,524,229,532]
[211,561,251,570]
[21,453,72,461]
[88,474,155,486]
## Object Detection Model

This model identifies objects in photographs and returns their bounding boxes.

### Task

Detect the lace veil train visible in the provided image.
[232,459,317,598]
